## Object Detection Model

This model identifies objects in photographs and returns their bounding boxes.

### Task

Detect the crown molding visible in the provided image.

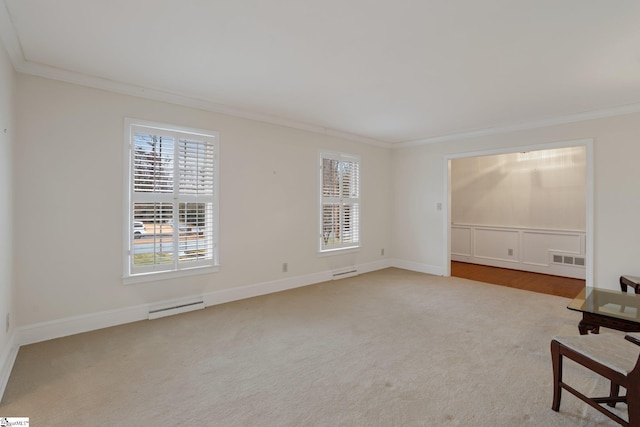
[18,51,640,151]
[395,102,640,148]
[19,60,393,148]
[0,1,391,149]
[3,1,640,151]
[0,0,23,68]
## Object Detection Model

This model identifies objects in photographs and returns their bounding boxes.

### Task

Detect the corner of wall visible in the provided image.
[0,330,18,403]
[391,258,444,276]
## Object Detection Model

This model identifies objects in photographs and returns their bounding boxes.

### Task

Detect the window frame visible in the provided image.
[318,151,361,254]
[123,118,220,284]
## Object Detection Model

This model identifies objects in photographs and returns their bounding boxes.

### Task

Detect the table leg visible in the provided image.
[579,317,600,335]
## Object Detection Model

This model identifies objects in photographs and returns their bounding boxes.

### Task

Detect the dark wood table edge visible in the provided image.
[578,311,640,335]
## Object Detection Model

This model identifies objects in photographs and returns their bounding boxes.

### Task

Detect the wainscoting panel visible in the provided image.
[451,224,586,279]
[451,227,472,256]
[473,228,519,262]
[521,231,582,266]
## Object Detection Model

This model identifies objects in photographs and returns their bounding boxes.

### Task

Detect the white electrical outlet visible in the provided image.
[381,248,385,256]
[5,313,9,333]
[282,263,288,273]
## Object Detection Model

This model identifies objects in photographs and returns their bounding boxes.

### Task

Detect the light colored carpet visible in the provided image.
[0,268,626,426]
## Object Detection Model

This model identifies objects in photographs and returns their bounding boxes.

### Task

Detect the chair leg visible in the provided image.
[608,382,620,408]
[551,340,563,411]
[628,381,640,427]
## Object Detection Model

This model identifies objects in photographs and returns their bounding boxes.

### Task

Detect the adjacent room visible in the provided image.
[449,146,588,296]
[1,1,640,425]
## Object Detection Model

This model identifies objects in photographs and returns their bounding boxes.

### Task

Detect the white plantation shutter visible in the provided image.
[178,138,215,195]
[320,153,360,251]
[126,122,219,278]
[175,137,216,266]
[133,133,174,193]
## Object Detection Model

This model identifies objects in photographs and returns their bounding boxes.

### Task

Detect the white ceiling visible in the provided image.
[2,0,640,146]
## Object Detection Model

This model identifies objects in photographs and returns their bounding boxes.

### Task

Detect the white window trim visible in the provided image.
[317,247,361,257]
[123,265,219,285]
[122,118,220,283]
[318,151,361,254]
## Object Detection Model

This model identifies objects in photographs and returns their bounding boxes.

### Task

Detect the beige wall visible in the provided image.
[451,146,586,230]
[7,55,640,331]
[0,39,15,371]
[392,114,640,289]
[13,75,392,326]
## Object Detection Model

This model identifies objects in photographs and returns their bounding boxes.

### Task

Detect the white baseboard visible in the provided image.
[358,259,394,274]
[13,260,397,346]
[1,257,401,402]
[203,270,333,307]
[15,304,150,347]
[0,331,18,403]
[391,258,444,276]
[203,259,393,307]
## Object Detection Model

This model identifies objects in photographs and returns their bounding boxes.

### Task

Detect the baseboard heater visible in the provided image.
[332,267,358,280]
[148,299,205,320]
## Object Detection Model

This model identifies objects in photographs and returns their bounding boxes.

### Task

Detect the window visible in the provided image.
[124,120,219,281]
[319,152,360,252]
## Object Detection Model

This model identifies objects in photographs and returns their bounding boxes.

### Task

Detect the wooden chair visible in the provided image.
[551,333,640,426]
[621,276,640,294]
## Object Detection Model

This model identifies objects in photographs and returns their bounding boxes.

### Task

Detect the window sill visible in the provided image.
[123,265,219,285]
[317,247,360,257]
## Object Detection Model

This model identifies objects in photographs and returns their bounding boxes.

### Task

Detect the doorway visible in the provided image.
[443,139,593,288]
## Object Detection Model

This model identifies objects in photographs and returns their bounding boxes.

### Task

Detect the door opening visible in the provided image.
[443,139,593,288]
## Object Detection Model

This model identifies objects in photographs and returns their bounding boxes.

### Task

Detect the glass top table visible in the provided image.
[568,287,640,334]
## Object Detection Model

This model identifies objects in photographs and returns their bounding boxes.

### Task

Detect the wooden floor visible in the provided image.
[451,261,585,298]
